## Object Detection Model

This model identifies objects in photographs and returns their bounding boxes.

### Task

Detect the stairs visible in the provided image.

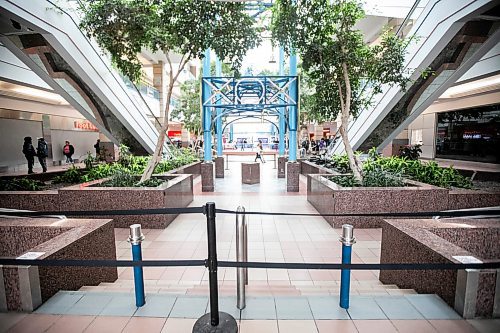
[79,278,417,298]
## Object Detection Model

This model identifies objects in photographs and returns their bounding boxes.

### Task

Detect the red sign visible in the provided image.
[74,120,98,132]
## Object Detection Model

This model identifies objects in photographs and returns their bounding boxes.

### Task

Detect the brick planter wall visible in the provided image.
[307,174,449,228]
[58,174,193,228]
[0,217,117,311]
[379,218,499,318]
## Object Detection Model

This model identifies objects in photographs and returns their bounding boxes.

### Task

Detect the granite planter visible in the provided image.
[379,218,500,318]
[448,188,500,210]
[0,217,117,311]
[307,174,449,228]
[300,160,335,176]
[58,174,193,228]
[167,160,201,177]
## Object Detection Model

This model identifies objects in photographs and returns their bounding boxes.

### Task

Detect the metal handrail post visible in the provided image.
[236,206,247,309]
[339,224,356,309]
[128,224,145,307]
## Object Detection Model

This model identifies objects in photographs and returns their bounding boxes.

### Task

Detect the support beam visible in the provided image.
[215,57,223,157]
[278,47,286,156]
[202,50,212,162]
[288,51,298,162]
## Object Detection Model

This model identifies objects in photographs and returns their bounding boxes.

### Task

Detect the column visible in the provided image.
[278,47,286,156]
[215,57,223,156]
[288,52,298,162]
[152,61,166,126]
[202,50,212,162]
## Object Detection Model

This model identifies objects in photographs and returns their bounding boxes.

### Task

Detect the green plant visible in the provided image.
[328,164,404,188]
[83,151,94,169]
[272,0,410,181]
[99,171,165,187]
[0,178,45,191]
[398,144,422,160]
[80,0,260,182]
[52,166,82,184]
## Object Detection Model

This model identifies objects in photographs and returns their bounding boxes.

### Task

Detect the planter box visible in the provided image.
[58,174,193,228]
[168,160,201,176]
[448,189,500,210]
[307,174,449,228]
[0,217,116,311]
[300,160,335,176]
[380,218,499,318]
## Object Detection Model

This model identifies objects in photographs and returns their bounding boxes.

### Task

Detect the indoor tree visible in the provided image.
[272,0,409,181]
[171,79,201,149]
[80,0,260,181]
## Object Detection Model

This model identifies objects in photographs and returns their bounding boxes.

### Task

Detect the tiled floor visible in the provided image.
[1,161,498,332]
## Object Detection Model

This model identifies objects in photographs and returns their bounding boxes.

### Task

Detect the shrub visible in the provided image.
[398,144,422,160]
[52,166,82,184]
[328,152,472,189]
[0,178,45,191]
[99,171,165,187]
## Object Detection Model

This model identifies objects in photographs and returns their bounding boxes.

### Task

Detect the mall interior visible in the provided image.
[0,0,499,332]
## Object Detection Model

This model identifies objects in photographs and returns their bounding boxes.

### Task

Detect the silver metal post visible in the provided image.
[236,206,247,309]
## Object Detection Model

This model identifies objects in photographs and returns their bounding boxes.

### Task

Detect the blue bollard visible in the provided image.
[339,224,356,309]
[128,224,145,307]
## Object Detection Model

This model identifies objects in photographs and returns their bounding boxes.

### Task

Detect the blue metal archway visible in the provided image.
[201,50,298,162]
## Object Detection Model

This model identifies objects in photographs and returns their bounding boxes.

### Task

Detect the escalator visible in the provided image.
[0,0,162,155]
[331,0,500,155]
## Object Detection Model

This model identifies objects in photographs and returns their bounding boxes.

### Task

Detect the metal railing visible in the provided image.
[1,204,499,329]
[236,206,248,310]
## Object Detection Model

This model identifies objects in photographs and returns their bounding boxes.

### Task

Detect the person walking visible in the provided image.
[22,136,37,174]
[94,139,101,159]
[36,137,49,173]
[63,140,74,163]
[254,140,265,163]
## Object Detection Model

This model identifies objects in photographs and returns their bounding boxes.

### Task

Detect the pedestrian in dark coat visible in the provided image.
[22,136,37,174]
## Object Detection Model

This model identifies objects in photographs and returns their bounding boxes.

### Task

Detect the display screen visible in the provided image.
[435,104,500,164]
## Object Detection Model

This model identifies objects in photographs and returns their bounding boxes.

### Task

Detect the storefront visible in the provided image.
[435,104,500,164]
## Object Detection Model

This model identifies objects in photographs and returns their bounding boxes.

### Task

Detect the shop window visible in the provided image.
[436,104,500,163]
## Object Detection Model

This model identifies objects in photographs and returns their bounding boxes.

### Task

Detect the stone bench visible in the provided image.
[242,162,260,184]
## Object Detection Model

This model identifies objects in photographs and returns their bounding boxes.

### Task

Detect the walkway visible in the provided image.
[1,159,498,332]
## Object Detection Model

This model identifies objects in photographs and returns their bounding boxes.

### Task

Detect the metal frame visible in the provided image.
[201,71,298,162]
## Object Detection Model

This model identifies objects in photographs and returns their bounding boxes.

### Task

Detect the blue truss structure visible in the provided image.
[201,73,299,162]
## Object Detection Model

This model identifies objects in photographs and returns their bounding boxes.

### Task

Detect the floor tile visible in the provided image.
[315,320,358,333]
[134,295,176,317]
[169,297,208,318]
[35,292,83,315]
[218,297,241,320]
[46,315,94,333]
[0,313,27,333]
[405,295,461,320]
[347,297,387,319]
[99,295,137,316]
[122,317,167,333]
[308,297,350,319]
[161,318,197,333]
[428,320,479,333]
[275,297,313,319]
[7,314,60,333]
[240,320,279,333]
[467,319,500,333]
[240,297,276,320]
[66,294,113,316]
[84,316,130,333]
[375,296,423,319]
[391,319,438,333]
[278,320,318,333]
[353,319,398,333]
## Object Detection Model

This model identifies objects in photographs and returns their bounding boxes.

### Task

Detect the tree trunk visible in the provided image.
[140,80,175,182]
[340,62,363,182]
